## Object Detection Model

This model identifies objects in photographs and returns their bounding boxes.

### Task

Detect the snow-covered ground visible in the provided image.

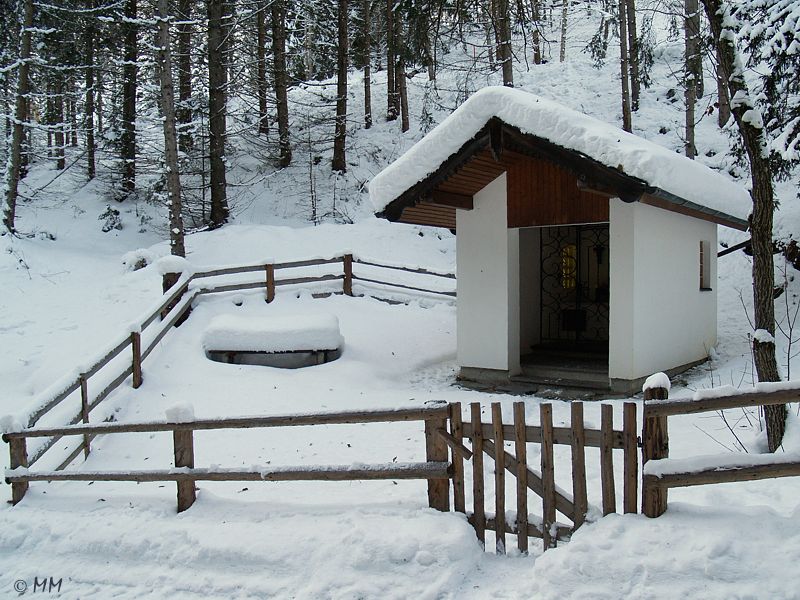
[2,210,799,598]
[3,5,800,598]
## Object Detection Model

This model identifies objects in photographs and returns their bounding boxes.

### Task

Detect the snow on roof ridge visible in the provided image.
[369,86,751,222]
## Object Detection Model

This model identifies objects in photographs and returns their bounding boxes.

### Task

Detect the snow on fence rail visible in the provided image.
[2,255,456,474]
[3,404,452,511]
[640,377,800,518]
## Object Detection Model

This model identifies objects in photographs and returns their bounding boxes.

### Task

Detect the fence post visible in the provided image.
[8,437,29,505]
[540,403,556,550]
[600,404,616,515]
[343,254,353,296]
[470,402,485,544]
[161,272,190,324]
[570,402,588,530]
[265,264,275,303]
[79,375,91,458]
[623,402,638,514]
[449,403,465,514]
[642,385,669,517]
[131,331,143,389]
[173,428,196,512]
[513,402,528,554]
[491,402,506,554]
[424,414,450,512]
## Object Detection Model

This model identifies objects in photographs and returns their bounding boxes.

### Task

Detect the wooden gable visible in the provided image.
[397,148,609,230]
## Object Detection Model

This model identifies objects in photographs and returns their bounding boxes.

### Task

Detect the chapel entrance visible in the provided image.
[539,224,610,346]
[519,224,610,390]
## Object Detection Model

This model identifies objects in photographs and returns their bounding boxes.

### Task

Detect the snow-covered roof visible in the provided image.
[369,87,751,225]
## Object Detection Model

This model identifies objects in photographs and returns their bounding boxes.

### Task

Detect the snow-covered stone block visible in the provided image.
[203,313,344,353]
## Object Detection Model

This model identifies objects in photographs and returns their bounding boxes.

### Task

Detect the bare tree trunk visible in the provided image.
[496,0,513,85]
[424,34,435,81]
[688,0,703,98]
[46,81,53,157]
[531,0,542,64]
[618,0,632,132]
[121,0,137,196]
[176,0,193,152]
[362,0,372,129]
[684,0,697,157]
[256,1,269,135]
[3,0,33,233]
[156,0,185,257]
[69,81,78,147]
[303,18,315,80]
[332,0,348,172]
[624,0,639,110]
[271,0,292,166]
[54,74,66,170]
[398,64,409,131]
[208,0,229,227]
[684,79,696,157]
[715,46,731,127]
[559,0,569,62]
[84,0,96,180]
[386,0,398,121]
[3,76,10,146]
[702,0,784,451]
[486,11,495,69]
[96,68,104,136]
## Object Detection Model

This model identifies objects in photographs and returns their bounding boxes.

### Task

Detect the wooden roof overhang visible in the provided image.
[375,118,749,232]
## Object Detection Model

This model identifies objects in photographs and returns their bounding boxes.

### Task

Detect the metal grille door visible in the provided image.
[540,225,609,343]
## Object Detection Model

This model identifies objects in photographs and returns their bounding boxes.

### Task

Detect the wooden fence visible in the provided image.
[6,397,637,554]
[13,254,455,475]
[190,254,456,301]
[442,400,638,553]
[3,404,452,511]
[641,384,800,517]
[16,279,197,473]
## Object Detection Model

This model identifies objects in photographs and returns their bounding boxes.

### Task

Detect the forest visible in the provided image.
[1,0,794,229]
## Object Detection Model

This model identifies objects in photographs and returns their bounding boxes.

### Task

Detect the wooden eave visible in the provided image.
[376,117,749,232]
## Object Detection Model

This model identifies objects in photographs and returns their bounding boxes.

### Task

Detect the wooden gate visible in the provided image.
[440,400,638,553]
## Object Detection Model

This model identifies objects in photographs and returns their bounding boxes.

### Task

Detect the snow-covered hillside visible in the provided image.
[1,4,799,599]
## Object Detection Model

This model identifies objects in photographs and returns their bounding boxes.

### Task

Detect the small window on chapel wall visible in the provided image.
[700,240,712,291]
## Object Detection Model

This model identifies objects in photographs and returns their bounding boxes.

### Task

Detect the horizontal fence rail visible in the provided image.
[7,463,451,484]
[5,404,452,513]
[7,254,455,474]
[641,380,800,518]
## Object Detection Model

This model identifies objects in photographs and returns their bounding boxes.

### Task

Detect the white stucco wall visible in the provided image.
[456,173,521,374]
[609,199,717,382]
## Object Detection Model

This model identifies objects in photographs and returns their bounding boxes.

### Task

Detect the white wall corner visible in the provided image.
[456,173,511,372]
